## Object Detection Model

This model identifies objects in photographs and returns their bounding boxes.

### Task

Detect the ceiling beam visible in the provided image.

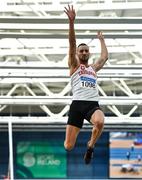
[0,2,142,12]
[0,33,142,39]
[0,17,142,24]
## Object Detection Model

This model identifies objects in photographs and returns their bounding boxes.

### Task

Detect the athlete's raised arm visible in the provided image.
[93,31,108,72]
[64,5,79,75]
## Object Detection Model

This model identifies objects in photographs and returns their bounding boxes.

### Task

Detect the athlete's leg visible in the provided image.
[64,124,80,151]
[84,109,104,164]
[88,109,104,148]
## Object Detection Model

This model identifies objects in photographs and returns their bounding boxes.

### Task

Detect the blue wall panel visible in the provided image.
[0,131,109,179]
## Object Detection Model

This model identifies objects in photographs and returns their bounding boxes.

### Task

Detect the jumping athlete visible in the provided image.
[64,5,108,164]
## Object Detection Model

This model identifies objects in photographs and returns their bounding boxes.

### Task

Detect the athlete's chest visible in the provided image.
[76,65,97,88]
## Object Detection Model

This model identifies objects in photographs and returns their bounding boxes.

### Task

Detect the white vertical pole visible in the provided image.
[8,120,14,180]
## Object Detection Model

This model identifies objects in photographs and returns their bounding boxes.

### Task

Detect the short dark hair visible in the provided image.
[77,43,88,48]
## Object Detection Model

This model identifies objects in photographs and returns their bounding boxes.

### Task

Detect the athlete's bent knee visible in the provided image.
[64,142,74,151]
[96,119,104,129]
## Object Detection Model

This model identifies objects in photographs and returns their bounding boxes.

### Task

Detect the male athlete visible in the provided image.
[64,5,108,164]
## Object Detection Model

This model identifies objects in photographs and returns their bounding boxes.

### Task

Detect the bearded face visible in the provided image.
[77,45,90,63]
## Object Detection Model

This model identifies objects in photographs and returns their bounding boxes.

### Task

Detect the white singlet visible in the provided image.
[71,64,99,101]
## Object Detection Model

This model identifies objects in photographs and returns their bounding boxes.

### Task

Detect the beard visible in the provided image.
[80,55,89,63]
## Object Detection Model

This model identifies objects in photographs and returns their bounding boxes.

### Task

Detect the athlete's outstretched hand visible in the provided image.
[64,5,76,22]
[97,31,104,41]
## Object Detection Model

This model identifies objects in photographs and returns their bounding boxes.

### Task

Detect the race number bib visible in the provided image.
[80,76,96,88]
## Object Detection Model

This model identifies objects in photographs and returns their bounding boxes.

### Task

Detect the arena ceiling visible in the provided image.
[0,0,142,126]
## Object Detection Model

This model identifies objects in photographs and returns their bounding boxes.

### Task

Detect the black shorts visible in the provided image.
[67,100,102,129]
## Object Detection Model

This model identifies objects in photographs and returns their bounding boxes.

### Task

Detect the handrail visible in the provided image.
[0,66,142,79]
[0,116,142,125]
[0,96,141,105]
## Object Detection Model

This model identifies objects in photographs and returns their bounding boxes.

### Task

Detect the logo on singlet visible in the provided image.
[78,65,96,77]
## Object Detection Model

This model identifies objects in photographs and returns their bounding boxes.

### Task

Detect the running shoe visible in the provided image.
[84,147,94,164]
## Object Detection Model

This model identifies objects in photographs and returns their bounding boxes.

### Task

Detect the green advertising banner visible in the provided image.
[16,141,67,178]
